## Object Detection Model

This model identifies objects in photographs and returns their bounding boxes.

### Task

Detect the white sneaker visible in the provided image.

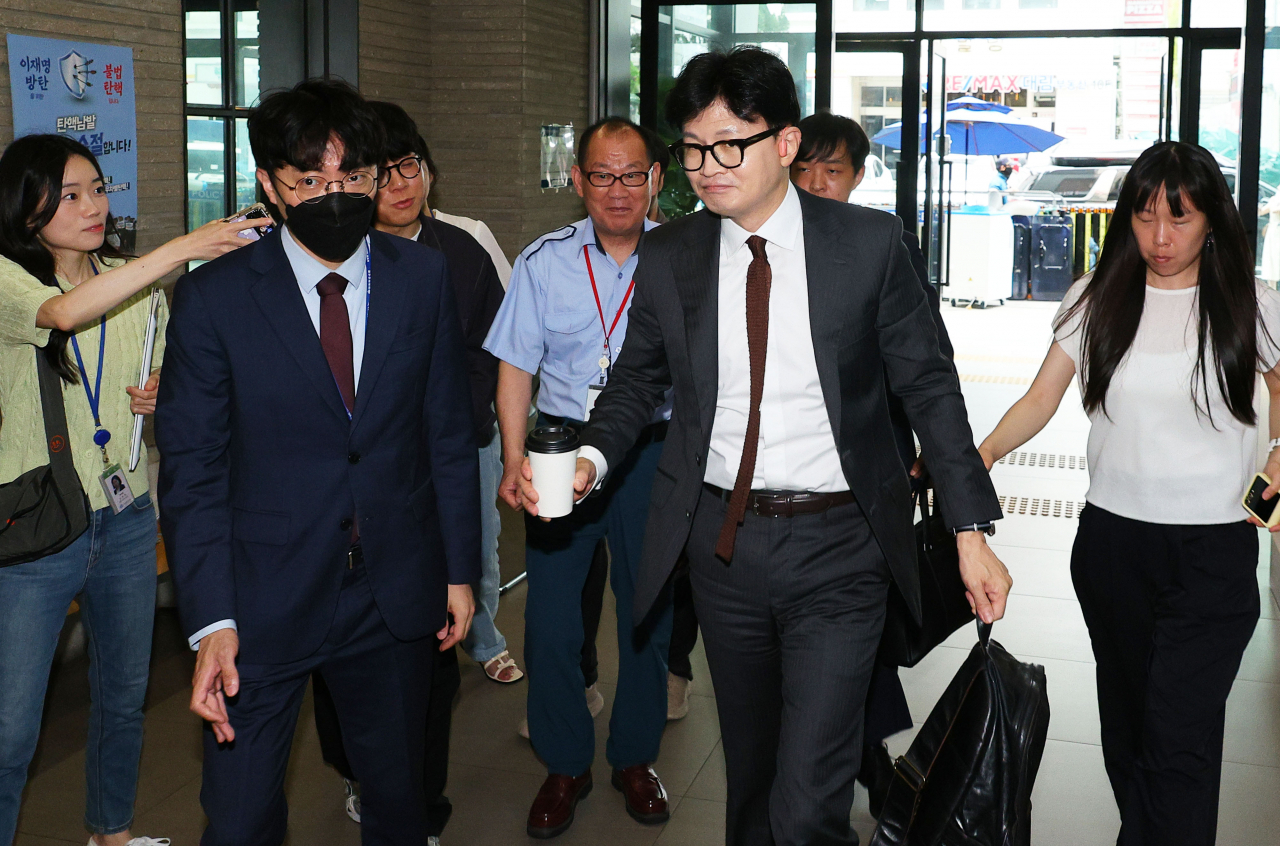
[518,684,608,739]
[344,777,362,823]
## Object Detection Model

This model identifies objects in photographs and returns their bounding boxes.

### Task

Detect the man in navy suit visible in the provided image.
[155,79,480,845]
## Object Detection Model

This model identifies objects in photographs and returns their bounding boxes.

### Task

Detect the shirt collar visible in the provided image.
[580,215,659,263]
[281,224,369,293]
[720,182,802,256]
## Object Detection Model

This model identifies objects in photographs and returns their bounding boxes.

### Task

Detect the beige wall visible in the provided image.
[0,0,185,258]
[361,0,590,261]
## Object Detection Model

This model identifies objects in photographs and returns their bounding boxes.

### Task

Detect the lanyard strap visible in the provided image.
[69,318,106,427]
[582,245,635,348]
[68,258,106,429]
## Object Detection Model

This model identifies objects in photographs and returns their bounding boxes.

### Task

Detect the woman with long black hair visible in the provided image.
[0,134,263,846]
[979,141,1278,844]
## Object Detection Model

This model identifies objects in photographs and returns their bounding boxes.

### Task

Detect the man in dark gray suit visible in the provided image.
[517,47,1011,846]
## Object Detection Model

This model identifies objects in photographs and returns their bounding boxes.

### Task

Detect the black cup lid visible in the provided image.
[526,425,580,454]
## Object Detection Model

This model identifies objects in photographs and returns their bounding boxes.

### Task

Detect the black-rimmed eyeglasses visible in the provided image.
[581,167,654,188]
[277,171,378,203]
[669,128,780,172]
[378,156,424,187]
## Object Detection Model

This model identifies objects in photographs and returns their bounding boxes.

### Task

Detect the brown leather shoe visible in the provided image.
[527,771,593,839]
[611,764,669,824]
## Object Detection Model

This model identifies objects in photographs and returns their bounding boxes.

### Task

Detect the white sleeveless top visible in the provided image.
[1054,278,1280,524]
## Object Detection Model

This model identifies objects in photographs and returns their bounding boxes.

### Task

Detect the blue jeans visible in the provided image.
[0,494,157,842]
[462,424,507,664]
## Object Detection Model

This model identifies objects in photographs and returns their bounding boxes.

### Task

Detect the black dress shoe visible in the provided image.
[858,742,894,819]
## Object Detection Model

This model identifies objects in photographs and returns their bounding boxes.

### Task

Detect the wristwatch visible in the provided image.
[953,522,996,537]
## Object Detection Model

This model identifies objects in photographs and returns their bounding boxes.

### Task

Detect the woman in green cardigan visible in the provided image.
[0,134,265,846]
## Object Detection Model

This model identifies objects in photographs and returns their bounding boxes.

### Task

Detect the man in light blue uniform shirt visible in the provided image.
[484,117,674,839]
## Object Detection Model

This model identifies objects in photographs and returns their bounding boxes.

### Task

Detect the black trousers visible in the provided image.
[312,642,460,836]
[1072,505,1259,846]
[688,486,889,846]
[200,556,432,846]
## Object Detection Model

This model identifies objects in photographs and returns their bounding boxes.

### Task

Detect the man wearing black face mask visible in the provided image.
[154,78,480,845]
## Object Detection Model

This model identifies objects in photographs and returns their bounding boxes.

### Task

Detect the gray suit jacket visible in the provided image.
[580,190,1001,625]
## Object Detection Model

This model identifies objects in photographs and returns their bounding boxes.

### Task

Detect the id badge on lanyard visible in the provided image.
[70,260,135,514]
[582,245,635,421]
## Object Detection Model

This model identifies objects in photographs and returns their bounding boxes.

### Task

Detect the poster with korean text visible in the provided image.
[7,35,139,252]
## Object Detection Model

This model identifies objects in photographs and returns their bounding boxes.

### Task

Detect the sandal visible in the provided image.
[482,650,525,683]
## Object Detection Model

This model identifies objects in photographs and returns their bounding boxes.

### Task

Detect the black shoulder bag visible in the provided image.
[879,484,976,668]
[0,349,92,567]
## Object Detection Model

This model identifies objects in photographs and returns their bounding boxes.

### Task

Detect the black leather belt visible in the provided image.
[702,483,855,518]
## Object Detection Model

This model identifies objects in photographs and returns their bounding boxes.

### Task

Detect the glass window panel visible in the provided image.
[656,3,817,219]
[185,9,223,105]
[833,0,915,33]
[235,5,260,107]
[1257,34,1280,282]
[922,0,1181,32]
[832,51,904,212]
[630,15,642,123]
[1191,0,1243,29]
[1197,49,1242,176]
[187,116,227,229]
[235,118,257,212]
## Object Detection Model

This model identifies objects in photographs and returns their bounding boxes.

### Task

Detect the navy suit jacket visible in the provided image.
[155,228,481,665]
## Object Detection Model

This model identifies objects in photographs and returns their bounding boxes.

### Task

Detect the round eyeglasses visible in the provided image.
[378,156,424,187]
[582,168,654,188]
[278,171,379,203]
[669,128,780,172]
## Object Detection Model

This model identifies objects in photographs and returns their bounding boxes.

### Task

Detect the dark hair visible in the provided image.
[637,124,670,176]
[0,134,131,383]
[797,112,870,172]
[1056,141,1262,425]
[576,117,652,170]
[367,100,439,183]
[248,78,387,175]
[664,46,800,134]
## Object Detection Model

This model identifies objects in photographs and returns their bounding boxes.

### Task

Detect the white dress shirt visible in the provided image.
[704,183,846,492]
[187,226,371,651]
[581,184,846,494]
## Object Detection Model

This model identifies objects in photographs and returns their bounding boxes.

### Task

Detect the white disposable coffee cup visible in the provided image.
[526,426,581,519]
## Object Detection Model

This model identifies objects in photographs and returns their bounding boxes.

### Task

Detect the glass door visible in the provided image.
[645,2,818,219]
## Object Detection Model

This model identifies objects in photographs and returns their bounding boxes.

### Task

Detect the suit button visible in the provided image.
[348,452,361,464]
[339,518,353,531]
[695,455,701,465]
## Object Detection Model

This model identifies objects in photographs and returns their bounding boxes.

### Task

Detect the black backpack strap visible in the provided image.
[35,349,82,494]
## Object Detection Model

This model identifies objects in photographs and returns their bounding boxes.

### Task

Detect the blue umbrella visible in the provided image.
[870,107,1065,155]
[947,95,1013,114]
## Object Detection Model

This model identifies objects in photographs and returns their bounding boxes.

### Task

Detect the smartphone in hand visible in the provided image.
[225,202,276,241]
[1242,472,1280,527]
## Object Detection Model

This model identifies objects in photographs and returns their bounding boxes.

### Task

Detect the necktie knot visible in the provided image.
[318,272,348,298]
[746,234,768,262]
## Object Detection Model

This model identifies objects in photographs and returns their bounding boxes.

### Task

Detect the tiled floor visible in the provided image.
[13,300,1280,845]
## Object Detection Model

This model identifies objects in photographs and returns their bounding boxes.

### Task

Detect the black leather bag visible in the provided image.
[0,350,91,567]
[879,488,975,668]
[871,622,1051,846]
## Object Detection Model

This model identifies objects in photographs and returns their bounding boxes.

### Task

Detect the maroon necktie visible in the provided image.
[317,272,356,414]
[716,235,772,562]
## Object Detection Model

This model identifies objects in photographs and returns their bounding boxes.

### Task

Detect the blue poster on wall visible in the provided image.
[7,35,139,253]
